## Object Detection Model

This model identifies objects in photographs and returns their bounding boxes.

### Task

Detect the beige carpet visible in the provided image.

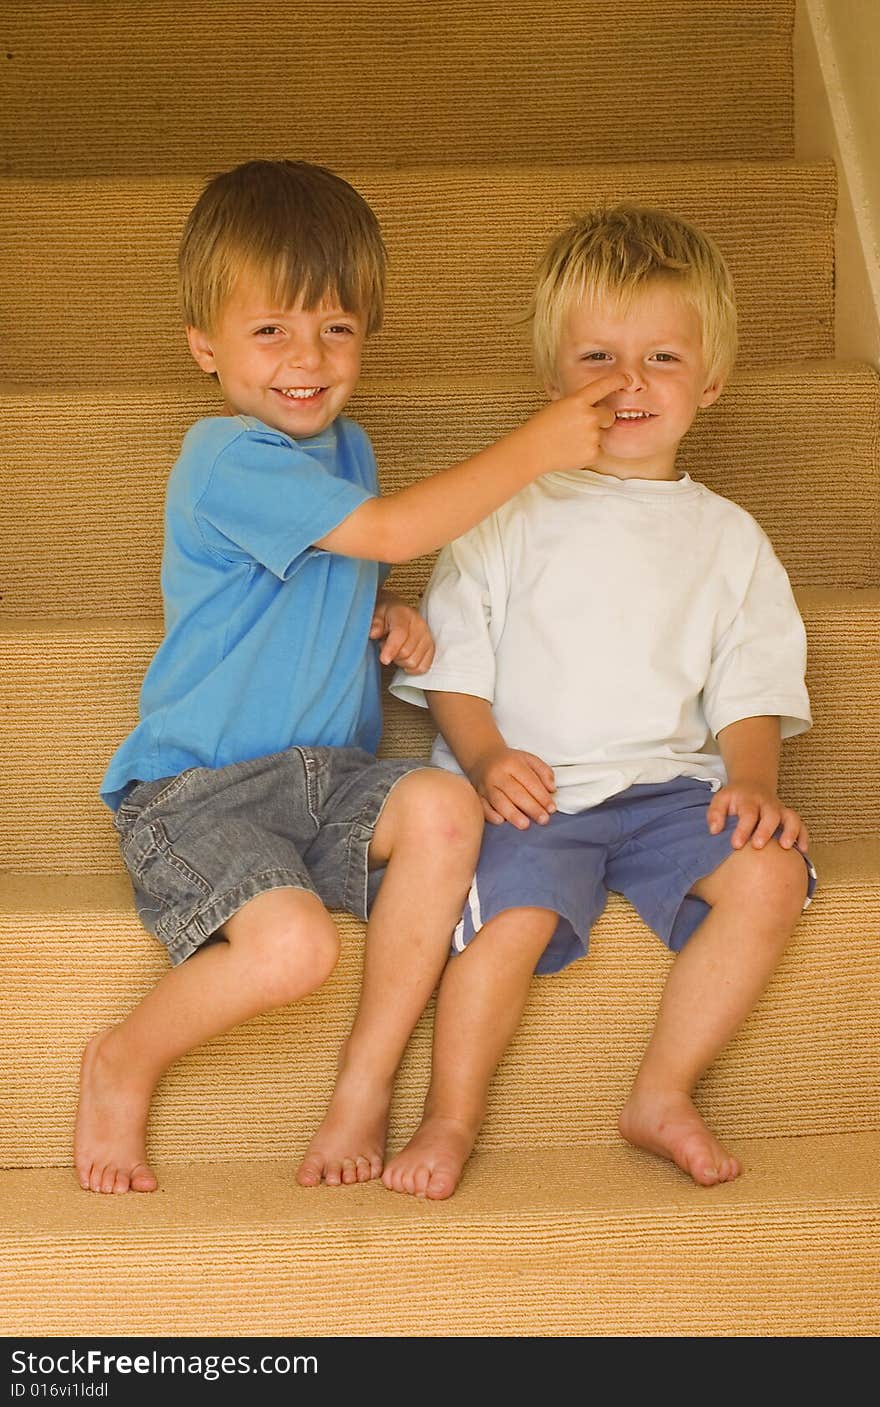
[1,0,878,1338]
[2,1137,879,1337]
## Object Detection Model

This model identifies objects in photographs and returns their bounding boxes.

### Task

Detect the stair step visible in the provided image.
[3,1,795,176]
[2,592,876,872]
[2,362,877,617]
[1,840,877,1168]
[1,1133,878,1336]
[0,161,835,384]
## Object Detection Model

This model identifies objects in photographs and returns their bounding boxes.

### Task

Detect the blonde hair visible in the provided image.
[530,203,737,387]
[178,159,387,334]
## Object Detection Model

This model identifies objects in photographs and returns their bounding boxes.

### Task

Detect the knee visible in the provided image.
[259,919,340,1003]
[736,842,809,925]
[231,891,341,1003]
[392,770,484,853]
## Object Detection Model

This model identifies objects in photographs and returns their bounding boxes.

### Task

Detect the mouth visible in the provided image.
[274,386,325,401]
[612,409,656,422]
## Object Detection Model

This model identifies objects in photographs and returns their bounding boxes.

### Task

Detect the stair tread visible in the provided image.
[2,835,877,912]
[1,357,876,400]
[3,0,796,174]
[4,1133,879,1236]
[3,359,877,619]
[2,600,879,864]
[1,838,877,1168]
[2,1134,878,1336]
[0,161,836,381]
[6,584,880,636]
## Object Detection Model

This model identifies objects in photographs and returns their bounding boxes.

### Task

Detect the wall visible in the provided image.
[795,0,880,366]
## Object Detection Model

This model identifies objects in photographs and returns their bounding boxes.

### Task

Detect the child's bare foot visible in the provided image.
[296,1060,392,1188]
[382,1113,478,1200]
[74,1029,159,1194]
[618,1087,741,1186]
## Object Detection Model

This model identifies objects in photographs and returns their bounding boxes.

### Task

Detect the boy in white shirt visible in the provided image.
[387,203,817,1199]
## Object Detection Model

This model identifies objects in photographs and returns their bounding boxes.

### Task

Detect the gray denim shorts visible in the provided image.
[113,746,431,964]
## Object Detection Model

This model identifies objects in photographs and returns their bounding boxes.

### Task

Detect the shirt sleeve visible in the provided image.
[703,532,811,740]
[195,428,373,580]
[389,521,502,709]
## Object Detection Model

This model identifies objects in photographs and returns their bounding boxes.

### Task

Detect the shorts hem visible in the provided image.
[656,843,819,953]
[343,762,436,919]
[158,868,316,965]
[453,883,592,975]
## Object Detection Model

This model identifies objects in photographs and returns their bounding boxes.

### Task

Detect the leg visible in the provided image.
[382,906,558,1200]
[618,841,809,1185]
[296,771,484,1187]
[75,886,340,1194]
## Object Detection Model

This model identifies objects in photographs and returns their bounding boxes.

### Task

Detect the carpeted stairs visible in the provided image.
[1,0,878,1337]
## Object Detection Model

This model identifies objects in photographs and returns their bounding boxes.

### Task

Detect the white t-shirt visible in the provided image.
[390,469,811,813]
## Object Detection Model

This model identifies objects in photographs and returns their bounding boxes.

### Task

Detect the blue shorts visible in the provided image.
[453,778,818,974]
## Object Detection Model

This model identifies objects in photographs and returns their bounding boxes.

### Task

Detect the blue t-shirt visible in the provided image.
[100,414,384,809]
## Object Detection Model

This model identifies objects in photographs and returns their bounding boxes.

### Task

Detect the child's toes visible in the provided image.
[340,1158,358,1185]
[426,1166,458,1200]
[295,1152,325,1187]
[381,1164,403,1193]
[129,1163,158,1193]
[412,1164,431,1198]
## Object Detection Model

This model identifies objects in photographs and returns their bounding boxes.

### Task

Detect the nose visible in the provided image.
[285,331,323,372]
[617,365,646,393]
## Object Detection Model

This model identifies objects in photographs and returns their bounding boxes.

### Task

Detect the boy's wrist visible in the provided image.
[722,775,779,796]
[463,742,508,785]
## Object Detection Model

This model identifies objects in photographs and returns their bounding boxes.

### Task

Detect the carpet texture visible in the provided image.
[1,0,878,1339]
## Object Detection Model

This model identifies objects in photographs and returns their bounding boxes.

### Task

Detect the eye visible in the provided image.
[580,350,612,362]
[326,323,356,336]
[255,325,282,337]
[650,352,678,363]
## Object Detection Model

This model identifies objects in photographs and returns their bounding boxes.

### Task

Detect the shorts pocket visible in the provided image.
[120,819,212,912]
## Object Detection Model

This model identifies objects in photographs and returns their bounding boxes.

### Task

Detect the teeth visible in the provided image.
[281,387,321,399]
[615,410,651,420]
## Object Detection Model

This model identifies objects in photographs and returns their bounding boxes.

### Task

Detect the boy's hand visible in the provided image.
[522,371,628,473]
[707,783,810,853]
[370,595,435,673]
[468,746,557,829]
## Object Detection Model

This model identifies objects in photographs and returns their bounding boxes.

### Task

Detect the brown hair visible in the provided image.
[178,159,387,334]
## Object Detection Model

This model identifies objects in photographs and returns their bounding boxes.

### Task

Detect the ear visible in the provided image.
[543,376,563,402]
[698,375,725,409]
[186,325,217,374]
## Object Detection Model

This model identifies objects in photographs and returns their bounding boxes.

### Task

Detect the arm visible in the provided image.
[315,372,625,563]
[370,587,434,673]
[709,715,809,852]
[426,691,557,829]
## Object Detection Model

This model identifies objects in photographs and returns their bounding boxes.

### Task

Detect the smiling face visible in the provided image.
[186,268,366,438]
[547,280,724,480]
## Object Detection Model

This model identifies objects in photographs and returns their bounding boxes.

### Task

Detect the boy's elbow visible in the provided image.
[368,500,416,564]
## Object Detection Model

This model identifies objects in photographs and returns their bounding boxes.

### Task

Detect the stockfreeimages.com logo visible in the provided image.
[10,1348,317,1390]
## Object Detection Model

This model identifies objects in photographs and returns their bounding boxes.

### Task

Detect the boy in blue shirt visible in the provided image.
[75,159,622,1194]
